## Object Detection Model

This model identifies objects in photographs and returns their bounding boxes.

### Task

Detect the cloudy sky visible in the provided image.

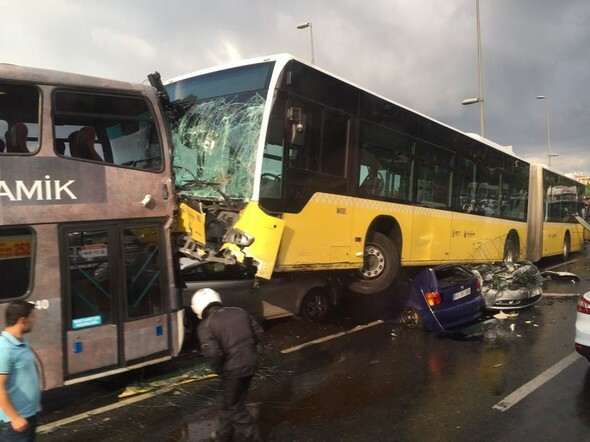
[3,0,590,177]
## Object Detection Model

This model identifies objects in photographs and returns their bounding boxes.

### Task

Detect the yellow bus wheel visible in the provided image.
[503,236,519,263]
[562,233,571,261]
[348,231,399,294]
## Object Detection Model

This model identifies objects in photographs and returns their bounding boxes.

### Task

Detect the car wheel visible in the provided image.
[300,287,331,323]
[348,231,400,294]
[562,233,571,261]
[400,307,423,329]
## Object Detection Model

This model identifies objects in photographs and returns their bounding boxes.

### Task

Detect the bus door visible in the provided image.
[62,223,170,378]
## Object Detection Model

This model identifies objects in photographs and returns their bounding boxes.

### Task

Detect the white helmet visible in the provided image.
[191,288,222,319]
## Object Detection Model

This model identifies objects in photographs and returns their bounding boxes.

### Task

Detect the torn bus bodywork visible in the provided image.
[175,198,284,280]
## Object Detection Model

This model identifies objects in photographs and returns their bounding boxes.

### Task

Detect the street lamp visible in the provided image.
[536,95,557,166]
[296,22,315,64]
[462,0,485,137]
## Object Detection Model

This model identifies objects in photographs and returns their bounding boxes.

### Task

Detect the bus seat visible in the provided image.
[67,130,79,157]
[5,123,29,153]
[359,170,384,197]
[69,126,102,161]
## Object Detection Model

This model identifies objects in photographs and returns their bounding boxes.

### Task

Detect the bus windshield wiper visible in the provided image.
[176,179,232,204]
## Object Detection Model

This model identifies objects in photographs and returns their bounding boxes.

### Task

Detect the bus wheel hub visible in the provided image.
[361,245,385,278]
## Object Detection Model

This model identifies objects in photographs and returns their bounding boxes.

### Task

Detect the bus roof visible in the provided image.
[0,63,155,95]
[165,53,530,163]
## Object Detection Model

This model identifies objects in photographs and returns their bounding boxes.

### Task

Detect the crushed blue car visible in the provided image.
[400,264,485,334]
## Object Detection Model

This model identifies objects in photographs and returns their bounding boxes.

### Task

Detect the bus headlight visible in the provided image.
[223,229,254,247]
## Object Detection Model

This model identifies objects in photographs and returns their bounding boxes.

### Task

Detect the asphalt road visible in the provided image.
[36,251,590,442]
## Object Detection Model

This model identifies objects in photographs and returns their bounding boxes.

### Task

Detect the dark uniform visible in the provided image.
[198,305,264,442]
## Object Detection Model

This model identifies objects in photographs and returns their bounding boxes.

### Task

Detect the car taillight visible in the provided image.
[577,294,590,314]
[425,292,442,307]
[475,277,482,292]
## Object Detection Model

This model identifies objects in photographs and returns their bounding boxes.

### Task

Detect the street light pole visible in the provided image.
[475,0,485,137]
[296,22,315,64]
[537,95,554,166]
[461,0,485,137]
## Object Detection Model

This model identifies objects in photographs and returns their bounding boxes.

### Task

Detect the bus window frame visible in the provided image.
[0,226,35,302]
[0,82,42,155]
[52,89,164,172]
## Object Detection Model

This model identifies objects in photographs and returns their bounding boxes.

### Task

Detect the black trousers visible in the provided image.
[216,373,261,441]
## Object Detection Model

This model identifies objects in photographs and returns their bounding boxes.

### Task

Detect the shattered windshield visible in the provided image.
[166,62,274,201]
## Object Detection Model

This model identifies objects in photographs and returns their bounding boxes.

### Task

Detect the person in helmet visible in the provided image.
[192,288,264,442]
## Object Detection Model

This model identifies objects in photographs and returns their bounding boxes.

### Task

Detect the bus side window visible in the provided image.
[54,91,162,171]
[0,83,40,154]
[0,227,34,300]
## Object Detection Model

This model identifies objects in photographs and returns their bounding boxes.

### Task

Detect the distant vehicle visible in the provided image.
[180,260,342,329]
[575,292,590,361]
[400,264,485,333]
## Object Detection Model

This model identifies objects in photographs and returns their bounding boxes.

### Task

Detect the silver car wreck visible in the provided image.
[471,261,543,310]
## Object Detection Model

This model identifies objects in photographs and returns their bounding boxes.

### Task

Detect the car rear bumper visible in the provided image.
[575,310,590,353]
[424,295,484,333]
[575,343,590,359]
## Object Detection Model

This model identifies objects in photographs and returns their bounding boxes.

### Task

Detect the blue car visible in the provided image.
[401,264,485,334]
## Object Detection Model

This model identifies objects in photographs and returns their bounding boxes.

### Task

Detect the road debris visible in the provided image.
[541,270,581,283]
[118,363,217,399]
[493,311,519,320]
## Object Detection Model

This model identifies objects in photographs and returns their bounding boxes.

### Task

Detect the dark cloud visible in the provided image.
[2,0,589,175]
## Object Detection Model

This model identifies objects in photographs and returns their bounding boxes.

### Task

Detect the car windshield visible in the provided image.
[166,62,274,201]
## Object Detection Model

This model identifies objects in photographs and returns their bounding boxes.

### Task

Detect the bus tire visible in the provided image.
[562,233,571,261]
[349,231,400,294]
[503,237,519,263]
[300,287,332,322]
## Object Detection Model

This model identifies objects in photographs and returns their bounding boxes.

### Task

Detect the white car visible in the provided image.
[575,291,590,361]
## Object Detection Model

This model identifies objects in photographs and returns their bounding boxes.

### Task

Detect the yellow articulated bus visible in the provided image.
[527,164,586,261]
[0,64,182,390]
[165,53,542,294]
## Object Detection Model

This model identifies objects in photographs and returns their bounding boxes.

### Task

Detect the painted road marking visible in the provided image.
[543,258,579,271]
[492,352,582,412]
[542,292,579,298]
[38,387,171,434]
[280,320,384,354]
[37,373,217,434]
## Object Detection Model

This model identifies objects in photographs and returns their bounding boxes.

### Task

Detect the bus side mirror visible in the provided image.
[287,107,306,146]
